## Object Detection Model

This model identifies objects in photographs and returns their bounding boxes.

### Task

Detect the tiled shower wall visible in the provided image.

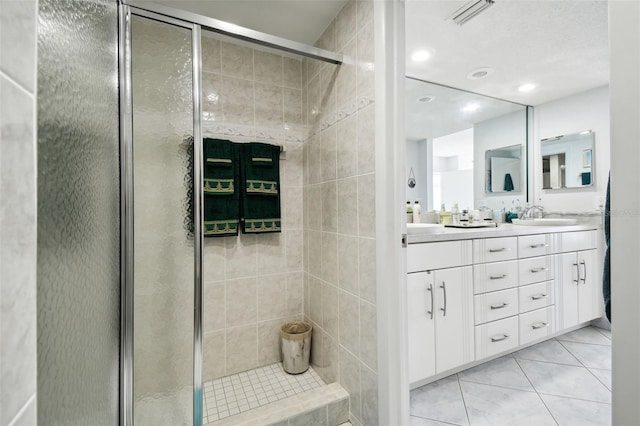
[0,1,38,425]
[200,34,306,381]
[302,0,379,425]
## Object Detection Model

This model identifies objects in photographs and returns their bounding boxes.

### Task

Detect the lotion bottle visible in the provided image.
[413,200,421,223]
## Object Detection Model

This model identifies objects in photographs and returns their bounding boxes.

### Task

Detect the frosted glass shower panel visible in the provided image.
[131,16,194,425]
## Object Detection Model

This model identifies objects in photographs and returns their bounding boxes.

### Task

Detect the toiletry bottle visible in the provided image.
[413,200,421,223]
[452,203,460,224]
[406,201,413,223]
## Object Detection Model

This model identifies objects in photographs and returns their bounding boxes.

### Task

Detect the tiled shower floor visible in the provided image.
[410,325,612,426]
[203,363,325,424]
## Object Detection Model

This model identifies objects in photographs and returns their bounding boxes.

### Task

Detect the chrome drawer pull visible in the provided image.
[427,284,434,320]
[491,334,510,342]
[573,262,579,283]
[489,274,508,280]
[440,282,447,316]
[531,293,547,300]
[529,243,549,248]
[490,302,510,310]
[530,267,548,273]
[580,260,587,283]
[489,248,507,253]
[531,322,549,330]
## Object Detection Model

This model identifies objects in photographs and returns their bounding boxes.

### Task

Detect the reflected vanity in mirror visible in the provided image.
[541,130,594,189]
[405,77,529,212]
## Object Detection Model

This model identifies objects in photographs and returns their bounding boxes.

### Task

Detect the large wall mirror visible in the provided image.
[405,78,529,211]
[541,130,594,189]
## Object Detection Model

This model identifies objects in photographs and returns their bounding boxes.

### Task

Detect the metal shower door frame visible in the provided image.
[118,4,204,426]
[119,2,343,425]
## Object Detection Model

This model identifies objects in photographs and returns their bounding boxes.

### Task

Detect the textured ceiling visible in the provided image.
[155,0,348,45]
[405,0,609,106]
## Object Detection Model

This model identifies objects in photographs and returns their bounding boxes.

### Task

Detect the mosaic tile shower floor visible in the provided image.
[203,362,325,423]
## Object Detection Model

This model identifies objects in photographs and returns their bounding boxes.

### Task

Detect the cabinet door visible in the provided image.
[407,272,436,383]
[558,252,579,329]
[434,266,474,373]
[578,249,601,323]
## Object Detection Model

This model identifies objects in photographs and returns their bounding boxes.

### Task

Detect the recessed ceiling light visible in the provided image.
[467,67,494,80]
[462,102,479,112]
[417,95,436,103]
[411,49,433,63]
[518,83,536,92]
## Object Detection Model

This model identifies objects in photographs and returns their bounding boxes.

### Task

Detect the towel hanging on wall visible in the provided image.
[240,142,282,234]
[203,138,240,237]
[504,173,515,192]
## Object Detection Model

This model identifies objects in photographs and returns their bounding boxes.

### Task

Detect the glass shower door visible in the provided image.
[129,14,198,425]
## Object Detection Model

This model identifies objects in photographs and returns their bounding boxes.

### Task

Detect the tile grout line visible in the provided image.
[512,357,560,426]
[555,339,599,370]
[536,391,612,405]
[457,377,538,394]
[454,374,472,426]
[409,413,464,426]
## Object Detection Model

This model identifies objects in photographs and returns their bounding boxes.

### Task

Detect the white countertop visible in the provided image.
[407,222,602,244]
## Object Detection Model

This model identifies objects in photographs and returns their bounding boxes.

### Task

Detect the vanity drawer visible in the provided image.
[519,255,554,285]
[519,281,554,313]
[407,240,472,273]
[475,316,519,359]
[474,288,519,325]
[473,237,518,264]
[519,306,555,345]
[518,234,554,258]
[556,230,597,253]
[473,260,519,294]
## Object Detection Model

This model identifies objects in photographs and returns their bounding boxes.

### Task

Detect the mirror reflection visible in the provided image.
[405,78,529,212]
[485,145,522,193]
[541,130,594,189]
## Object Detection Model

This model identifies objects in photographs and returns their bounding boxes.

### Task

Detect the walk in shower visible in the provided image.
[119,3,347,425]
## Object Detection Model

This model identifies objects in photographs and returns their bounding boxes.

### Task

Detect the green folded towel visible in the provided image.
[203,138,240,237]
[240,143,281,234]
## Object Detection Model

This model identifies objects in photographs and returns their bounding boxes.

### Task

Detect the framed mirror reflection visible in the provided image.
[541,130,595,190]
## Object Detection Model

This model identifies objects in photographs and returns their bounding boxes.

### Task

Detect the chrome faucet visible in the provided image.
[520,205,544,219]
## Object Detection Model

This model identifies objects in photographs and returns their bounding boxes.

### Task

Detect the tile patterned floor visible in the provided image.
[411,326,612,426]
[203,363,325,423]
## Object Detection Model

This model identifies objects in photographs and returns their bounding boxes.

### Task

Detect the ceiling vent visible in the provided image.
[448,0,495,25]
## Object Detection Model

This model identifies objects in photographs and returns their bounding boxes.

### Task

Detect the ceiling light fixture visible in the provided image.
[448,0,495,26]
[467,67,494,80]
[462,102,479,113]
[411,49,433,63]
[517,83,536,92]
[417,95,436,103]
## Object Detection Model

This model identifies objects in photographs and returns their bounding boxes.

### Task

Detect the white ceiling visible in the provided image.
[405,0,609,106]
[155,0,348,45]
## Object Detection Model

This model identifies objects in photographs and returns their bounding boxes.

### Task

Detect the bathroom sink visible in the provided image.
[512,218,578,226]
[407,223,445,234]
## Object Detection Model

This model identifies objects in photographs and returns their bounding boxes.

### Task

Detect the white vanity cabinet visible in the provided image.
[407,226,602,388]
[555,230,600,329]
[407,241,474,385]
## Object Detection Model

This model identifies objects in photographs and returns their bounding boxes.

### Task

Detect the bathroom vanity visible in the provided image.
[406,223,603,388]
